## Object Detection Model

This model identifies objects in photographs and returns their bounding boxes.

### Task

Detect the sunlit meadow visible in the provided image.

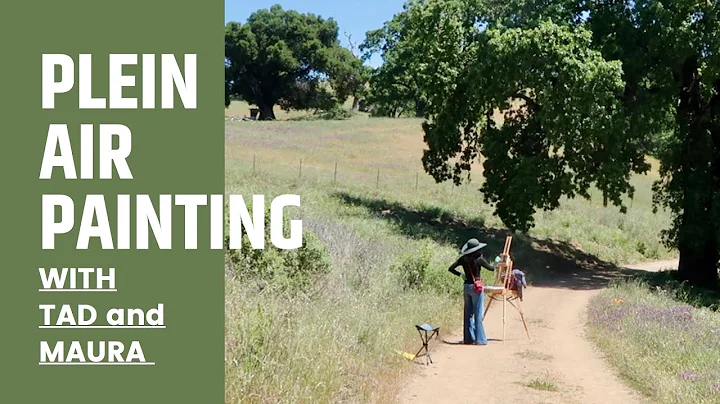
[224,101,677,403]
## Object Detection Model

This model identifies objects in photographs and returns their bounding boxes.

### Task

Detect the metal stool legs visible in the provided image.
[414,324,440,365]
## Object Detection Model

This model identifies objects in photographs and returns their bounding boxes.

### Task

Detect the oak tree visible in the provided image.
[395,0,719,288]
[225,5,366,120]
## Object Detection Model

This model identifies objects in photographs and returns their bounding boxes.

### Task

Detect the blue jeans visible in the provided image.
[463,284,488,344]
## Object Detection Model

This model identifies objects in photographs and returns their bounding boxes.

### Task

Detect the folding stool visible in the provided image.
[413,323,440,365]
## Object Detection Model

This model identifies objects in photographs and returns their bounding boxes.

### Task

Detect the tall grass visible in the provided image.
[225,212,461,403]
[587,281,720,403]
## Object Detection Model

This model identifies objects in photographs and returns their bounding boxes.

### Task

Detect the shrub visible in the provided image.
[390,241,434,289]
[281,230,332,290]
[314,105,354,120]
[423,259,465,295]
[225,207,332,293]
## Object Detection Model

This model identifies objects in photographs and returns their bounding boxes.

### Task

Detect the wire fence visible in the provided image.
[227,154,481,196]
[224,154,650,210]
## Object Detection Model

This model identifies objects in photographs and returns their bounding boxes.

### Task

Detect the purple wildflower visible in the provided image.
[678,371,702,381]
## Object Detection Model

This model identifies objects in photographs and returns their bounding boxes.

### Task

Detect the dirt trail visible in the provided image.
[396,259,679,404]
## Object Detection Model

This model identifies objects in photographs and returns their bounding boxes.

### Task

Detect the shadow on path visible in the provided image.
[333,191,657,291]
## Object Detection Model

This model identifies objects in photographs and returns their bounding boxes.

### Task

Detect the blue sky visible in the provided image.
[224,0,407,67]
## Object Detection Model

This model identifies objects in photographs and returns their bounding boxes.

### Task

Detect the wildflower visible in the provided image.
[678,371,702,381]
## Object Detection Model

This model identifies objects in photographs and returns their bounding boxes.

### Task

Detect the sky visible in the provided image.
[224,0,407,67]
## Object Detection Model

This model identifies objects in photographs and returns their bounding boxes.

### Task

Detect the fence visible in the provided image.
[227,153,474,195]
[226,154,643,209]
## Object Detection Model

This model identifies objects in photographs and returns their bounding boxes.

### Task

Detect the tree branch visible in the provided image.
[344,32,359,58]
[507,90,540,111]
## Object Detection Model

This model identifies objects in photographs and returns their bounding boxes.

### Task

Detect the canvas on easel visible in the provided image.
[482,235,530,342]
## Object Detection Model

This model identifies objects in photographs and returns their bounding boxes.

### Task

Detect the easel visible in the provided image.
[483,236,530,342]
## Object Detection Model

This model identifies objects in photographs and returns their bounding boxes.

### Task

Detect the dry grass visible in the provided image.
[224,211,461,403]
[516,349,554,361]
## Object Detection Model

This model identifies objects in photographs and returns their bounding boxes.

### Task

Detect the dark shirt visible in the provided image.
[448,251,495,284]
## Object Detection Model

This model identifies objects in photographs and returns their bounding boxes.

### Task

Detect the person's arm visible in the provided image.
[448,257,462,277]
[475,255,495,271]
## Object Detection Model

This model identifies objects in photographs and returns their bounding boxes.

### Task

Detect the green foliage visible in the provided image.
[225,5,368,120]
[224,208,331,293]
[379,0,720,287]
[359,5,428,117]
[278,80,338,113]
[313,104,355,120]
[589,0,720,287]
[388,240,478,294]
[326,49,372,107]
[281,230,332,290]
[631,270,720,311]
[521,377,559,392]
[390,241,434,289]
[399,1,643,232]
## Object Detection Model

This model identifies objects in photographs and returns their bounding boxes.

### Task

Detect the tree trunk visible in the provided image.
[225,81,231,108]
[677,145,719,289]
[677,238,719,289]
[257,102,276,120]
[351,96,360,111]
[676,56,720,290]
[415,99,427,118]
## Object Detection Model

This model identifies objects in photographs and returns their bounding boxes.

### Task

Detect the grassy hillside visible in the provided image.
[224,101,675,403]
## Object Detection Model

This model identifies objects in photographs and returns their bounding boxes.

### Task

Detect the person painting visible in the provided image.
[448,238,496,345]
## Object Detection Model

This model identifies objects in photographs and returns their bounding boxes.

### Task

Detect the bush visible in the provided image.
[225,207,332,293]
[423,259,465,295]
[390,241,433,289]
[281,230,332,290]
[388,240,465,295]
[314,105,354,120]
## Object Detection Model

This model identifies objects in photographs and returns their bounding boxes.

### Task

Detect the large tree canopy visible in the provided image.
[225,5,366,120]
[392,0,719,288]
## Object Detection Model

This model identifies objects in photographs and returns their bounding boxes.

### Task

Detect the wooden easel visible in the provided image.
[483,236,530,342]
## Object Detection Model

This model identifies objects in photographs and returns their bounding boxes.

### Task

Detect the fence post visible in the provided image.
[333,162,338,185]
[376,168,380,189]
[299,158,303,179]
[252,154,256,175]
[415,172,419,191]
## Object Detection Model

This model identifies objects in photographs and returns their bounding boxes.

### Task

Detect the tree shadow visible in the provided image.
[332,191,652,291]
[627,270,720,311]
[442,339,501,345]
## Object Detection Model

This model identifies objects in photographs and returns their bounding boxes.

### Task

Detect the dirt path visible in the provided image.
[396,259,679,404]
